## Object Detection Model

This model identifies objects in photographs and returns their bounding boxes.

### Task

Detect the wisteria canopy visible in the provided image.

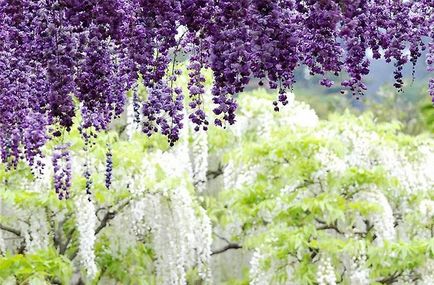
[0,0,433,169]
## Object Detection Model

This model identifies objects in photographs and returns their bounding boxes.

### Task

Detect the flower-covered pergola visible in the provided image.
[1,0,433,168]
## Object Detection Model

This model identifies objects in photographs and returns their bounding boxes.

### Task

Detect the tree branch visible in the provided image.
[95,211,116,235]
[378,271,403,284]
[59,228,75,255]
[206,163,224,180]
[0,223,21,236]
[95,199,131,235]
[315,219,344,235]
[353,220,374,238]
[211,243,242,255]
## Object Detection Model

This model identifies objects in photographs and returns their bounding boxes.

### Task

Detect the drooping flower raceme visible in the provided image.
[52,145,72,200]
[190,128,208,193]
[75,195,98,279]
[102,140,212,285]
[127,184,211,285]
[356,190,396,245]
[26,208,50,253]
[105,145,113,190]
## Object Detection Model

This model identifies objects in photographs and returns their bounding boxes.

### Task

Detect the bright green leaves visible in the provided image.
[0,249,73,284]
[211,92,434,284]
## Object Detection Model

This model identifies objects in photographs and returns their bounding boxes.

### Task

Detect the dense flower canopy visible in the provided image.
[0,0,433,168]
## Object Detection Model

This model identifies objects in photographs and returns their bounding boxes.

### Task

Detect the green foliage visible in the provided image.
[0,249,73,284]
[210,91,433,284]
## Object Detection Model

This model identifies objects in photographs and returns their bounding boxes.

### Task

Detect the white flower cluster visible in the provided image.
[224,162,259,191]
[314,148,347,175]
[257,112,274,140]
[338,125,378,169]
[316,123,434,198]
[196,207,213,282]
[418,259,434,285]
[316,256,337,285]
[230,115,250,138]
[348,254,370,285]
[75,195,98,279]
[118,147,212,285]
[238,92,318,139]
[359,191,396,245]
[376,143,434,196]
[129,198,148,236]
[419,199,434,224]
[139,188,211,285]
[107,211,138,256]
[223,162,237,190]
[191,129,208,193]
[249,250,274,285]
[277,97,319,130]
[24,208,49,253]
[175,111,194,178]
[250,248,297,285]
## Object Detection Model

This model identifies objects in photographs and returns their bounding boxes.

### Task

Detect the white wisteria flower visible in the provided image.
[75,195,98,279]
[316,256,337,285]
[190,129,208,193]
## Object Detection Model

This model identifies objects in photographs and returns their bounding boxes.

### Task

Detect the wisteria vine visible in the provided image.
[0,0,433,170]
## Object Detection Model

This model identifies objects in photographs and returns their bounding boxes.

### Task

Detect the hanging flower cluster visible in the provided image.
[190,128,208,193]
[25,208,50,253]
[75,194,98,279]
[356,190,396,245]
[107,137,212,284]
[137,190,212,285]
[0,0,433,168]
[105,145,113,190]
[52,144,72,200]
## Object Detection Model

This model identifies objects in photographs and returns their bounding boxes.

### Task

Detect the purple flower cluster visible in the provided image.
[52,144,72,200]
[427,8,434,101]
[187,37,209,131]
[133,91,141,126]
[142,81,184,146]
[75,31,125,131]
[105,145,113,190]
[83,162,92,200]
[0,0,433,169]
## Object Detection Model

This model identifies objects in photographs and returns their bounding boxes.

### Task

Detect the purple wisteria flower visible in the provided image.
[0,0,432,171]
